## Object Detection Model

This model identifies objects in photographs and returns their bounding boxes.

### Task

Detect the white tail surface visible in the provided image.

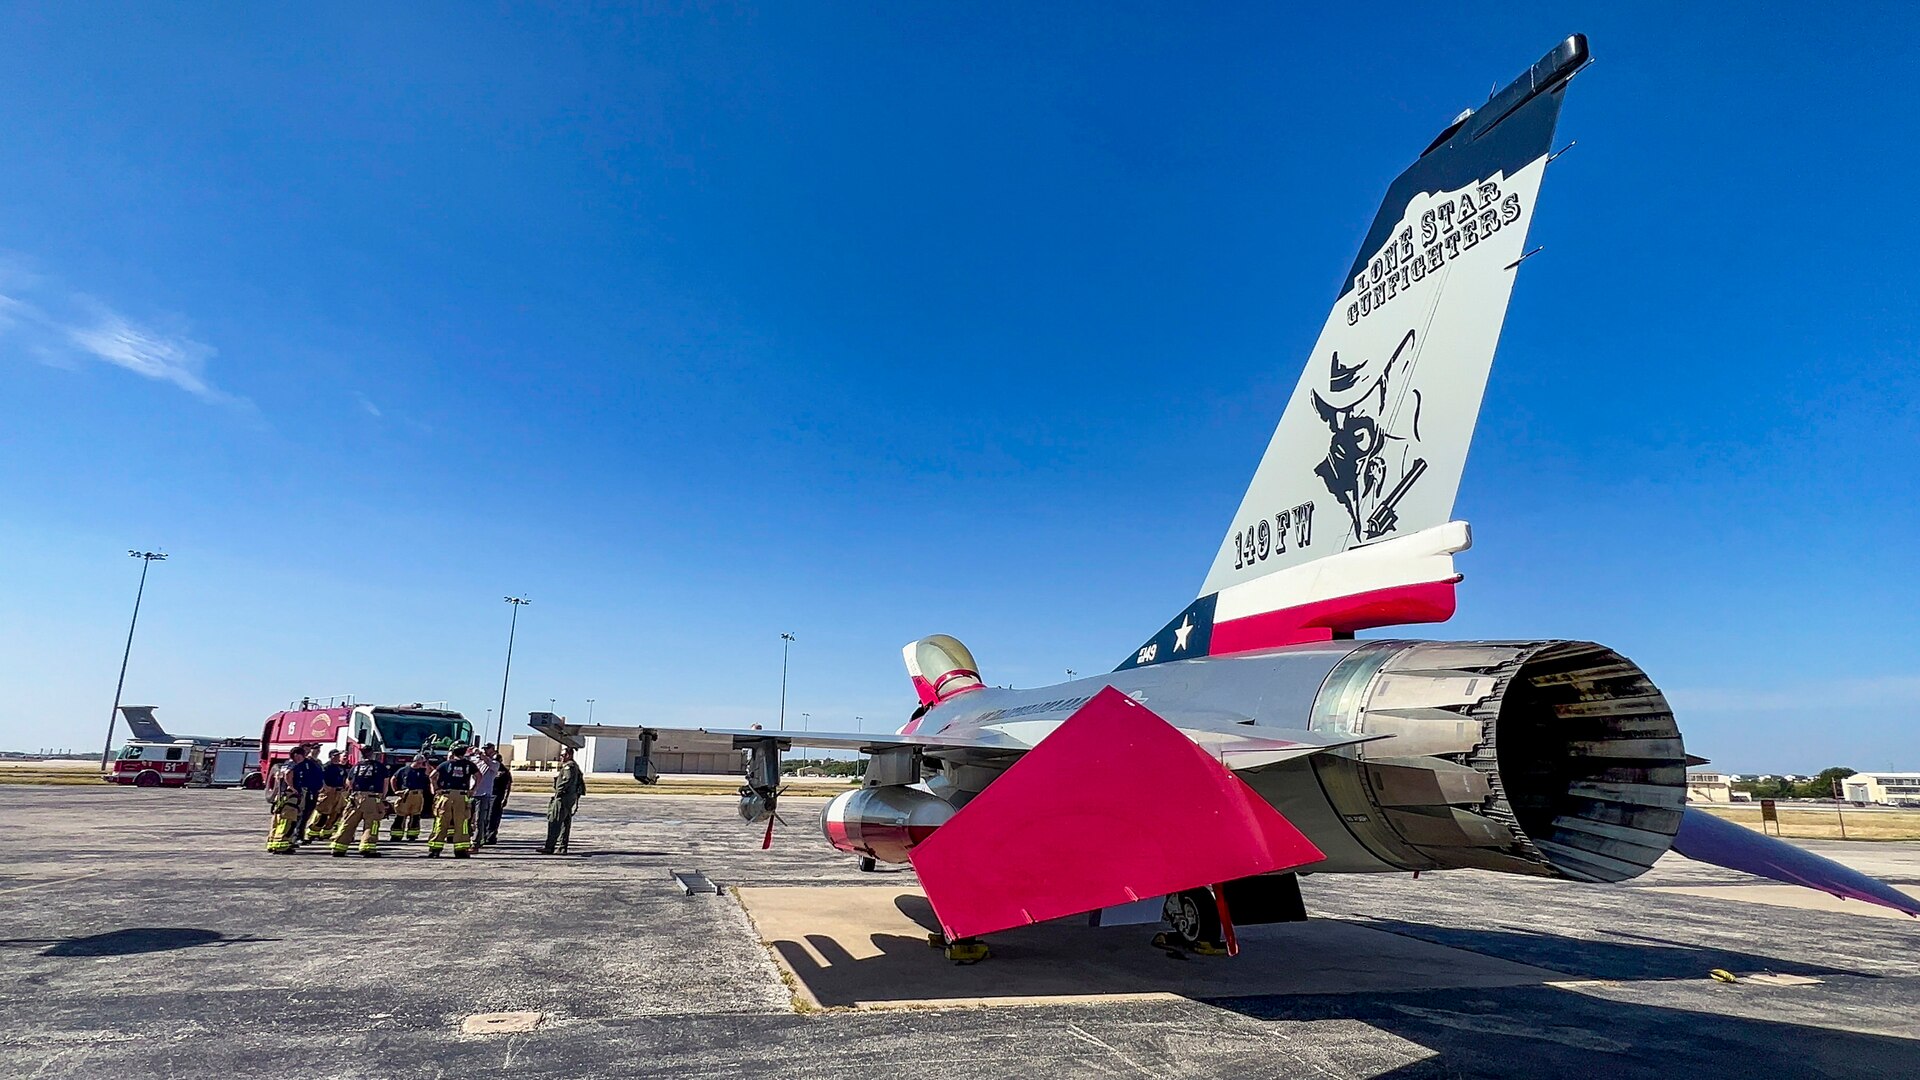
[1198,38,1585,599]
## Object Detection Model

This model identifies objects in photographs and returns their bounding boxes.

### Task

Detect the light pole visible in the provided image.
[801,712,811,764]
[586,698,596,724]
[854,715,864,732]
[777,631,796,730]
[101,550,166,772]
[497,597,530,745]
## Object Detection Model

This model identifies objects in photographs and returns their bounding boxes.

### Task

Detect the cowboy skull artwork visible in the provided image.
[1311,328,1429,543]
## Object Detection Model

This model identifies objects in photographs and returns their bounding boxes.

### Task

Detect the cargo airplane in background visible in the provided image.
[539,35,1918,960]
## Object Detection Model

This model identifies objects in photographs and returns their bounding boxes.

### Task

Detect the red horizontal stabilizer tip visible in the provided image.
[909,686,1325,942]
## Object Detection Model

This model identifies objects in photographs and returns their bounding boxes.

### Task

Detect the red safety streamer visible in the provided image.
[1213,883,1239,958]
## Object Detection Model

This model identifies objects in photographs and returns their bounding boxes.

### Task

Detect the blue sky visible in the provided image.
[2,4,1914,772]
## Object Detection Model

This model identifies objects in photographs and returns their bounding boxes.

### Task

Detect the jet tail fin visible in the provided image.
[119,706,169,742]
[1122,36,1589,670]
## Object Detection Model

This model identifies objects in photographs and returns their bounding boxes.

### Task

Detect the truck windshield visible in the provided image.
[116,745,144,760]
[372,713,474,751]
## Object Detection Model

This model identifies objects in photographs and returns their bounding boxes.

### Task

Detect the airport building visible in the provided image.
[512,730,745,776]
[1684,770,1738,804]
[1841,771,1920,807]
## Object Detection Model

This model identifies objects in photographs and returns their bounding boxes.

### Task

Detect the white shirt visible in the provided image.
[472,757,499,798]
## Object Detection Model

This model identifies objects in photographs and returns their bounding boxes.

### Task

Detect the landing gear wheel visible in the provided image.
[1163,888,1221,951]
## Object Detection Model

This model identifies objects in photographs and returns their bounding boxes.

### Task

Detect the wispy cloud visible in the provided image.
[0,257,245,407]
[354,391,383,418]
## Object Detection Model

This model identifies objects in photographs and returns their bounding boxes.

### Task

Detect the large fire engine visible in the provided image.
[106,706,261,788]
[258,699,476,778]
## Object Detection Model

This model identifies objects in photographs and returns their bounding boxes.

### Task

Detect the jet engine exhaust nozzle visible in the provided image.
[1309,640,1687,883]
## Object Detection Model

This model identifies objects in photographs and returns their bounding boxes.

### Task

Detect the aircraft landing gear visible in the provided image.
[1158,888,1228,955]
[927,932,991,964]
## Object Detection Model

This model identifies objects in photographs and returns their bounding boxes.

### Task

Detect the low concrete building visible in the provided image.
[1685,770,1734,804]
[514,729,744,775]
[1841,771,1920,807]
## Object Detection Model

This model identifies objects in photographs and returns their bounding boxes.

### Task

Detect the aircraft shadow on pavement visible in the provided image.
[1219,985,1920,1079]
[0,927,274,957]
[1352,918,1869,981]
[758,890,1878,1012]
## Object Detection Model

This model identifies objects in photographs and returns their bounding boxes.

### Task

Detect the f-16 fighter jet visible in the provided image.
[540,34,1917,958]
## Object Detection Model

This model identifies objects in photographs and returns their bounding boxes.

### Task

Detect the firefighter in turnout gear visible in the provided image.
[388,754,431,841]
[265,746,308,854]
[330,754,391,857]
[425,744,476,858]
[289,744,324,844]
[307,750,349,838]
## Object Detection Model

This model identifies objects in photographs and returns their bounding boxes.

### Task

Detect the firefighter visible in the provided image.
[289,743,325,845]
[307,750,349,839]
[425,744,476,858]
[330,752,391,857]
[541,747,587,855]
[387,754,432,841]
[265,746,307,854]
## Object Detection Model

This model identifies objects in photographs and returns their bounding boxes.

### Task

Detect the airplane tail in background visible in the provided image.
[119,705,171,742]
[1120,35,1589,671]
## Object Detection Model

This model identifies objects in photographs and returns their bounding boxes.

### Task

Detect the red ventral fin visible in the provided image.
[908,686,1325,941]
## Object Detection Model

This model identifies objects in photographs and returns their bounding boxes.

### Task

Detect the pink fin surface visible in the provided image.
[909,686,1326,941]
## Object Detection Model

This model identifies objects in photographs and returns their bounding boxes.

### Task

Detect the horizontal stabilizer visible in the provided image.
[1671,808,1919,917]
[908,687,1326,941]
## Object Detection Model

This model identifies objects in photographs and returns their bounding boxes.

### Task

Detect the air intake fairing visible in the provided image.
[1307,640,1686,882]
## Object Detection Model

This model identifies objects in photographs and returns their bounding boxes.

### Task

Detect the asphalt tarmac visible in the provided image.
[2,784,1917,1079]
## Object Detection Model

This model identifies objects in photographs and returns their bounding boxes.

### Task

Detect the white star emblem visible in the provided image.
[1173,615,1194,651]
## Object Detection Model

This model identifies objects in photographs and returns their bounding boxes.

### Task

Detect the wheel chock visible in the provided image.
[944,939,991,965]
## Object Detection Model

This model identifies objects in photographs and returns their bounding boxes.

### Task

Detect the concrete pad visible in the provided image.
[736,885,1564,1010]
[1646,884,1920,921]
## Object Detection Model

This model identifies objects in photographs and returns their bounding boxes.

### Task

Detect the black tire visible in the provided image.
[1163,888,1220,948]
[859,856,877,873]
[134,770,163,788]
[242,772,265,790]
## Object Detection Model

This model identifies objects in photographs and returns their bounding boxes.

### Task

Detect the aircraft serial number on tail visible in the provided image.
[1232,502,1315,571]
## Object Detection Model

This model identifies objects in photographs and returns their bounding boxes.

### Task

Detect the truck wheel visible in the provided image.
[242,772,265,790]
[134,770,163,788]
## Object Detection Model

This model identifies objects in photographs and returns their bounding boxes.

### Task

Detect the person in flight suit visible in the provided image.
[387,754,432,841]
[307,750,350,839]
[425,744,476,859]
[265,746,308,854]
[330,753,391,857]
[541,747,587,855]
[288,744,325,846]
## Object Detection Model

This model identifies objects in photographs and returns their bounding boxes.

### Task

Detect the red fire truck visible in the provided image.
[258,699,476,779]
[105,706,261,788]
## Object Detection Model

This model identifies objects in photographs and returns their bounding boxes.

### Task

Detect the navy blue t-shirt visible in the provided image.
[290,758,323,793]
[347,760,390,793]
[321,763,348,787]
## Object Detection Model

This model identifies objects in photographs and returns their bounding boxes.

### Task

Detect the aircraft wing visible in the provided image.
[534,713,1377,765]
[698,727,1026,754]
[706,718,1379,766]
